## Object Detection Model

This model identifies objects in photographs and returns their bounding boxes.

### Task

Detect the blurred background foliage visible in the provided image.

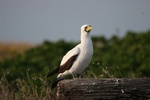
[0,30,150,83]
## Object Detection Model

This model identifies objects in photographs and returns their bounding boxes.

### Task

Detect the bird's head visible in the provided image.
[81,24,92,33]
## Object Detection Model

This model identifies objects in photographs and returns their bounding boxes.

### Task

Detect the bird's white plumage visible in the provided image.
[60,45,80,66]
[57,24,93,79]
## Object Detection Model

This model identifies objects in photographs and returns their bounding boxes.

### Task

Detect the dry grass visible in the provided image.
[0,71,54,100]
[0,42,34,60]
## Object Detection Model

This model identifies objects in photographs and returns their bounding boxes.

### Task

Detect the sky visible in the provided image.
[0,0,150,44]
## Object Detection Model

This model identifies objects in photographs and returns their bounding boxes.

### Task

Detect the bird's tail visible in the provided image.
[51,78,64,89]
[46,67,59,78]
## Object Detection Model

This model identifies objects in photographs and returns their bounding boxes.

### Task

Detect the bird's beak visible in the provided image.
[86,26,92,32]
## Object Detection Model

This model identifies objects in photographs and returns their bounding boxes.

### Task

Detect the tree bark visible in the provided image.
[56,78,150,100]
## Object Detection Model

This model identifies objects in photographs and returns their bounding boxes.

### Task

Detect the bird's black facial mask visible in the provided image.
[85,25,92,33]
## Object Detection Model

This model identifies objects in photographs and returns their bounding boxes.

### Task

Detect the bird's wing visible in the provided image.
[46,44,80,78]
[58,44,80,73]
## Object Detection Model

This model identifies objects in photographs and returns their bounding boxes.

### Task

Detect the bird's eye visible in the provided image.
[84,26,88,32]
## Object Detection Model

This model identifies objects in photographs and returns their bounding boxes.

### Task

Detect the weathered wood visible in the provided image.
[56,78,150,100]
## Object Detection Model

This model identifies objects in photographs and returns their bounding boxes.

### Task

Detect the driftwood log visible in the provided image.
[56,78,150,100]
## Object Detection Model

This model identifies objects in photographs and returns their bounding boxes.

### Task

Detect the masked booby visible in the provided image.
[46,24,93,89]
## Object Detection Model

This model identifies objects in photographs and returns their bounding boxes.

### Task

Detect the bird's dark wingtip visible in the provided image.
[45,74,50,78]
[46,67,59,78]
[51,78,64,89]
[45,73,51,78]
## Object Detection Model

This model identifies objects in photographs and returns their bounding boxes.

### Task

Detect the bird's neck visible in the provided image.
[80,32,93,54]
[81,32,91,44]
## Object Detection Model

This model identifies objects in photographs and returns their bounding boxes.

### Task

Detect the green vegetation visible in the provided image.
[0,30,150,99]
[91,30,150,78]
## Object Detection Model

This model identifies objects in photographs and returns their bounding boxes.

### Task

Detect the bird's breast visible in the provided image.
[70,40,93,74]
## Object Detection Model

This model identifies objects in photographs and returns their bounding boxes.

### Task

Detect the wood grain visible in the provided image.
[56,78,150,100]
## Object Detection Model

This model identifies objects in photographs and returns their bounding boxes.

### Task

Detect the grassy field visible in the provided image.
[0,43,48,99]
[0,30,150,99]
[0,63,117,100]
[0,70,53,100]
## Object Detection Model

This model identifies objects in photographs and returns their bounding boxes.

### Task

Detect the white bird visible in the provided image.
[46,24,93,89]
